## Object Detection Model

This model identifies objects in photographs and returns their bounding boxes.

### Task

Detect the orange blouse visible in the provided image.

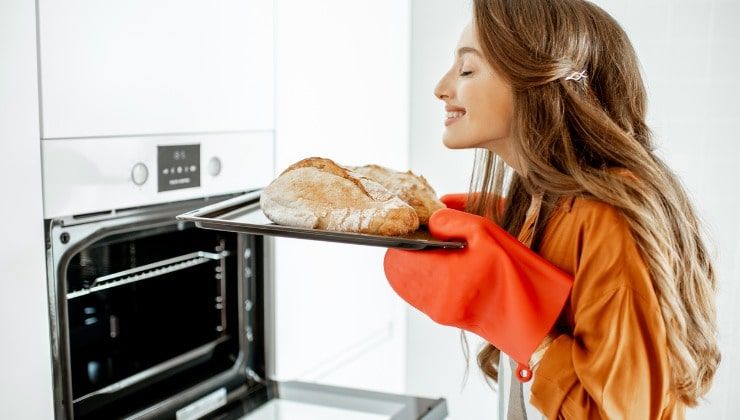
[528,196,683,419]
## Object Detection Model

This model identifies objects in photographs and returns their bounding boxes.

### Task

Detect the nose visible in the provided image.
[434,71,451,100]
[434,81,447,100]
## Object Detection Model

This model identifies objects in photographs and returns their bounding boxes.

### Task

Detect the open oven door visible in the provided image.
[194,380,447,420]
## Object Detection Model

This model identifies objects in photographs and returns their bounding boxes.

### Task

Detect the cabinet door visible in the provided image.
[38,0,273,139]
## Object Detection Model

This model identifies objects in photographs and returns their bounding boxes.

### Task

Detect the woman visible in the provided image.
[383,0,720,418]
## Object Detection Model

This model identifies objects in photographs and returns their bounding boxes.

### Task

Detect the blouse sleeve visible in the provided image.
[529,201,673,419]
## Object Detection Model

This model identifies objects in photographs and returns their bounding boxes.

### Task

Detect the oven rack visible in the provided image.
[66,250,231,300]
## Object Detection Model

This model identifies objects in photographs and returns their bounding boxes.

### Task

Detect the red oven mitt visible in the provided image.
[384,208,573,381]
[440,193,469,212]
[440,192,504,215]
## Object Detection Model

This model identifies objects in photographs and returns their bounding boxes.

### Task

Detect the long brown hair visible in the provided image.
[462,0,719,405]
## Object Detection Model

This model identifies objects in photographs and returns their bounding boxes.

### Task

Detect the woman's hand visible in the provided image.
[383,208,573,381]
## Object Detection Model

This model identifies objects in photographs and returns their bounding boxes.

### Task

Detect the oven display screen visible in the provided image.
[157,144,201,192]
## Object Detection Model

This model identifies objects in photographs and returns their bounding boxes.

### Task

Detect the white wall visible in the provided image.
[272,0,411,394]
[410,2,476,195]
[0,1,55,419]
[409,0,740,418]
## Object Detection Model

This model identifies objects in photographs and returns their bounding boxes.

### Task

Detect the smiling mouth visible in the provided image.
[445,111,466,126]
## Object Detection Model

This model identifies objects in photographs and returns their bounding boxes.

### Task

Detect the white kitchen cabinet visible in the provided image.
[0,1,54,419]
[38,0,274,139]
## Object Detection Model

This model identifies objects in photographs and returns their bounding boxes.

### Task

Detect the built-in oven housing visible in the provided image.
[46,193,448,419]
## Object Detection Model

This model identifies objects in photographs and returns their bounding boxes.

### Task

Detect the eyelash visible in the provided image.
[460,70,473,77]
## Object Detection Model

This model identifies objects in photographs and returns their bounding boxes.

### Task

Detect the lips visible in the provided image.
[444,107,466,126]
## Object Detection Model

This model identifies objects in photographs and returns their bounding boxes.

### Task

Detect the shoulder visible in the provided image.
[559,168,644,227]
[541,196,640,274]
[550,195,631,242]
[543,196,657,308]
[554,167,641,220]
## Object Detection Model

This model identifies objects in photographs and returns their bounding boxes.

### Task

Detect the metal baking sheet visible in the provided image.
[176,190,465,250]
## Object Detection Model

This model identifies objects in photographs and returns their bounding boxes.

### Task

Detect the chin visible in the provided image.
[442,138,462,149]
[442,135,481,150]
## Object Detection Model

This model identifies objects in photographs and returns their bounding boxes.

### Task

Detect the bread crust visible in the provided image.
[348,164,445,224]
[261,157,419,236]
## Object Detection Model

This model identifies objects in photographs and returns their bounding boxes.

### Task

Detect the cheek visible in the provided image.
[490,95,513,131]
[470,90,513,136]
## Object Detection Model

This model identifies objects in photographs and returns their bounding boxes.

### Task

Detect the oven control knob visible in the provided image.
[131,163,148,186]
[208,157,222,177]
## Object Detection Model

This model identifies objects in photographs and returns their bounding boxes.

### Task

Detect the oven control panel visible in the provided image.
[157,144,201,192]
[41,132,274,219]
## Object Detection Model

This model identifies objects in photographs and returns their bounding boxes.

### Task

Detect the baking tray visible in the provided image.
[176,190,465,250]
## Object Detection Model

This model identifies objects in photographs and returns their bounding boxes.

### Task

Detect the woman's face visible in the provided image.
[434,23,520,171]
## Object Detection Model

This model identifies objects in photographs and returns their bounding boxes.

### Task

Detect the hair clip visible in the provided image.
[565,70,587,81]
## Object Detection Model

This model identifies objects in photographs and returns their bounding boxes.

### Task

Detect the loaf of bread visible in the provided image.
[347,164,445,225]
[260,157,420,236]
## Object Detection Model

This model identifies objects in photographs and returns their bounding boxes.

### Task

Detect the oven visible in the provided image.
[46,192,448,419]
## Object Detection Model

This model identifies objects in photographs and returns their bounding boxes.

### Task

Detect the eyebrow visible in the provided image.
[455,46,481,58]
